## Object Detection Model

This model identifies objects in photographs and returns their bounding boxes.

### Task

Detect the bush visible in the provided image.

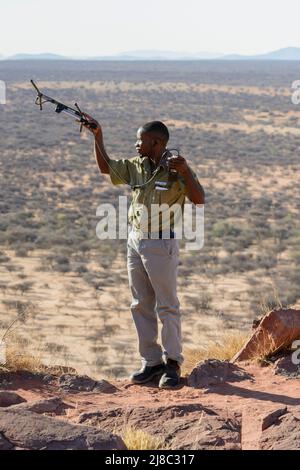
[74,264,88,274]
[6,227,38,245]
[0,252,10,263]
[212,221,241,238]
[53,264,71,273]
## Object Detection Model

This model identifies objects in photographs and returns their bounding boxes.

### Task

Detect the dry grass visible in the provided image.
[182,332,249,375]
[1,341,78,375]
[122,425,166,450]
[0,327,77,376]
[3,342,43,372]
[259,283,283,316]
[0,310,44,373]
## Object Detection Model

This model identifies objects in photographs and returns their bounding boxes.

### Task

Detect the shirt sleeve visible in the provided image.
[108,158,135,185]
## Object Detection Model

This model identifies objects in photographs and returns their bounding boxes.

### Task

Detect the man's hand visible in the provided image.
[167,155,189,176]
[82,113,110,174]
[167,155,205,204]
[80,112,102,139]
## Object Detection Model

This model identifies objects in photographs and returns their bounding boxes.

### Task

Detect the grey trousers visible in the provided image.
[127,230,184,367]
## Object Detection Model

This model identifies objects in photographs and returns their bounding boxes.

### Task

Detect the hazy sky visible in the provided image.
[1,0,300,56]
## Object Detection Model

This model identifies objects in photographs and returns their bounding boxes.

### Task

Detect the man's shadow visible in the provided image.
[203,382,300,406]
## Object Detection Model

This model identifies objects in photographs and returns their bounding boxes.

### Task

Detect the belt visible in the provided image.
[158,229,175,239]
[130,227,175,239]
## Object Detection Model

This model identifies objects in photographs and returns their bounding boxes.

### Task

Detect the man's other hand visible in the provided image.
[167,155,189,176]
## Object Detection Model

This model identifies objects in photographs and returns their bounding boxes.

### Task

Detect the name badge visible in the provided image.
[155,181,169,191]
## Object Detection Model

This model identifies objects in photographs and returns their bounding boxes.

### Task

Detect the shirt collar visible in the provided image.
[141,149,170,170]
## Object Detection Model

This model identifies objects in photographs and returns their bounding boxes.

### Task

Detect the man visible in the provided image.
[83,116,205,389]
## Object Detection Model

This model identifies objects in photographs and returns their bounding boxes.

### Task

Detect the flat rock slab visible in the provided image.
[187,359,253,389]
[78,403,241,450]
[10,397,73,415]
[0,408,126,450]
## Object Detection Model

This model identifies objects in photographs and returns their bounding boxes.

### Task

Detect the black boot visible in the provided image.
[159,359,181,389]
[130,363,165,384]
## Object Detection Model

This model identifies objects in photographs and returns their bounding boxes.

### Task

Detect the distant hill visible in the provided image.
[2,47,300,61]
[93,50,223,60]
[6,53,68,60]
[220,47,300,60]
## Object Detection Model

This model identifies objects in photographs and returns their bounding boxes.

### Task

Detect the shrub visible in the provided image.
[0,253,10,263]
[212,221,241,238]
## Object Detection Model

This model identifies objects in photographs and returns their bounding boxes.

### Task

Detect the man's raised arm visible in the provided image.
[81,113,110,174]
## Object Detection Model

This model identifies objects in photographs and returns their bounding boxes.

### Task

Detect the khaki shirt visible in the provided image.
[108,154,200,234]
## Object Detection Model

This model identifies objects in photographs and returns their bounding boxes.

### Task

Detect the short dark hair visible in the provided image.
[140,121,169,142]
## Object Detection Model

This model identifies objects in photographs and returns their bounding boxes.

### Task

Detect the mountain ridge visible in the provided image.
[2,47,300,61]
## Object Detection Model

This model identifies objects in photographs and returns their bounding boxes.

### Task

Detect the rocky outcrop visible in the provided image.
[232,308,300,362]
[0,319,299,451]
[0,408,126,450]
[78,403,241,450]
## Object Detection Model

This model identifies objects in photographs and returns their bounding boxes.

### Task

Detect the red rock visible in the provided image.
[232,308,300,362]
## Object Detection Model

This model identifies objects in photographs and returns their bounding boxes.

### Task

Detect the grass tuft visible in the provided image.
[3,343,42,372]
[182,332,249,375]
[122,425,166,450]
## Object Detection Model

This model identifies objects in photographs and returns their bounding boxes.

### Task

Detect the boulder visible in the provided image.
[59,374,96,392]
[232,308,300,362]
[187,359,253,389]
[274,354,300,378]
[59,374,118,393]
[93,380,119,394]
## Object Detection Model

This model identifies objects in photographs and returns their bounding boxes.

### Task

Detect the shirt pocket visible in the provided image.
[159,181,183,205]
